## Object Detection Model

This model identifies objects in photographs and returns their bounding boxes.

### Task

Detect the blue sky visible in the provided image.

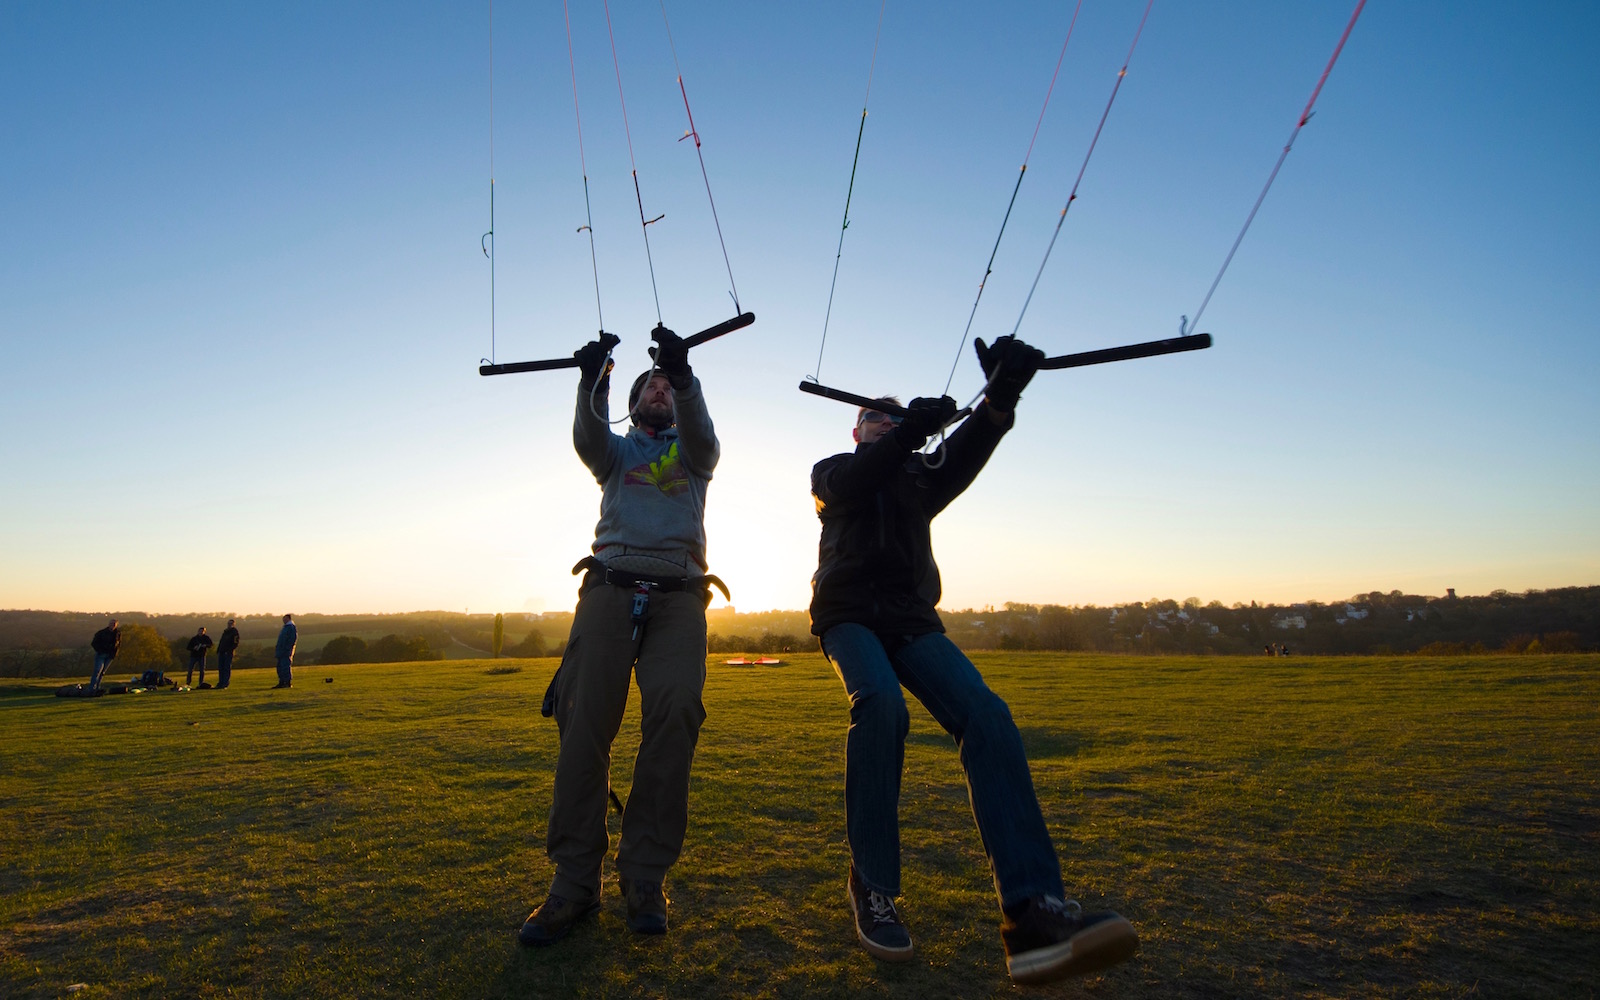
[2,2,1596,615]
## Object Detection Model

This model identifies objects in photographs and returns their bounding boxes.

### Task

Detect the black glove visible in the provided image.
[974,335,1044,411]
[893,395,958,449]
[648,324,693,389]
[574,332,620,388]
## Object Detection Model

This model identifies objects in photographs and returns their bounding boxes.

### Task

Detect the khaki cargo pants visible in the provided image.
[546,580,707,903]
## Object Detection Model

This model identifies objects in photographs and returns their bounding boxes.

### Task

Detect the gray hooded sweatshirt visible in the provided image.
[573,376,719,577]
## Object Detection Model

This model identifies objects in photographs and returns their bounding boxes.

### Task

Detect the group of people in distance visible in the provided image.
[86,613,300,692]
[520,326,1138,986]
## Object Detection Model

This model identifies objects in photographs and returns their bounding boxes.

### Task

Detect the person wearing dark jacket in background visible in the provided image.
[216,619,240,689]
[808,335,1138,986]
[272,614,297,689]
[88,619,120,691]
[185,627,214,687]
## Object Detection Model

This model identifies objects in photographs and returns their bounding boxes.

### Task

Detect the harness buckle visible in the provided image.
[630,583,656,640]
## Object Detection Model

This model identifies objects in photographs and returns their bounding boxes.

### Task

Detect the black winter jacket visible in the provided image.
[187,633,214,657]
[809,403,1011,637]
[91,626,120,656]
[218,627,241,653]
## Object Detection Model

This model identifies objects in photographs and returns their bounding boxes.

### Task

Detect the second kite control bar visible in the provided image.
[799,332,1212,413]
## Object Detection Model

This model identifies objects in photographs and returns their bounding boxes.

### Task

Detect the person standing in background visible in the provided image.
[216,618,240,689]
[185,626,214,687]
[88,619,120,692]
[272,614,297,689]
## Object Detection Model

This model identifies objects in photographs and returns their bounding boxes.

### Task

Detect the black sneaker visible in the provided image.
[1001,896,1137,985]
[517,893,600,946]
[847,864,913,962]
[620,877,668,934]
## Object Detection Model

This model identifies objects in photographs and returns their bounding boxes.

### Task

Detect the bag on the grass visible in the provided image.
[55,684,105,698]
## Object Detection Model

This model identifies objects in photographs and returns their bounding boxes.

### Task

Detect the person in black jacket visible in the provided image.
[216,618,241,689]
[808,335,1137,986]
[88,619,120,691]
[185,627,214,687]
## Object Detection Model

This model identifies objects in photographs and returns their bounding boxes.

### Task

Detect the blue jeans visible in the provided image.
[275,656,292,687]
[89,653,114,690]
[821,624,1065,909]
[216,649,233,688]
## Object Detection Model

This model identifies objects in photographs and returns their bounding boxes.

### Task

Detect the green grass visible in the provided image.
[2,653,1596,999]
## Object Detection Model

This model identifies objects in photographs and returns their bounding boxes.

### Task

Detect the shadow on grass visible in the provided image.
[0,683,54,698]
[908,726,1092,759]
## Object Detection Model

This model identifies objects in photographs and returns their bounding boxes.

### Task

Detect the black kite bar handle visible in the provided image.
[797,381,973,422]
[1039,333,1212,370]
[682,311,756,348]
[479,356,581,376]
[480,314,753,377]
[798,380,910,416]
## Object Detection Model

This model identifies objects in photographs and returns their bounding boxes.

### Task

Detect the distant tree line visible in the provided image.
[937,586,1600,655]
[3,587,1595,677]
[708,632,805,655]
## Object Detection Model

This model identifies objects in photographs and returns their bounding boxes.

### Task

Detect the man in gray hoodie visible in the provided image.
[519,325,721,947]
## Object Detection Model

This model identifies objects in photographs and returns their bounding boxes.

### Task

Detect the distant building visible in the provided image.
[1343,604,1369,620]
[1273,615,1307,630]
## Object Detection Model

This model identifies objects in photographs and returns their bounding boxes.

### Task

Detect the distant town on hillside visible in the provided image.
[2,585,1595,678]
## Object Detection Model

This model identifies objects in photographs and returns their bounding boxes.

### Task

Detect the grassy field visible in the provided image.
[1,653,1596,999]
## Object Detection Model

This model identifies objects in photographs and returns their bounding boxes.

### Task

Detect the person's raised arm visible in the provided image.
[650,326,719,477]
[813,397,955,507]
[572,333,621,480]
[920,337,1042,512]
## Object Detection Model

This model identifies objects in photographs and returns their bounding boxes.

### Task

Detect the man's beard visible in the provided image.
[634,399,675,430]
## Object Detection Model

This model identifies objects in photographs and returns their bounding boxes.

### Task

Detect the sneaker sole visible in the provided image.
[1007,915,1138,985]
[846,881,914,963]
[517,899,601,947]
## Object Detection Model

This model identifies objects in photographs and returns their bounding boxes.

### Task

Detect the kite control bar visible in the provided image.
[1039,332,1211,370]
[796,381,974,422]
[679,311,756,348]
[479,311,756,377]
[799,332,1211,413]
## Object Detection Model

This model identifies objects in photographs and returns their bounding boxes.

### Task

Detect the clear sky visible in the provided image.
[2,2,1596,617]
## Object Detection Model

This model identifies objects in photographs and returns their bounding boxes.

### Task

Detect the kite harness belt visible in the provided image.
[571,556,731,604]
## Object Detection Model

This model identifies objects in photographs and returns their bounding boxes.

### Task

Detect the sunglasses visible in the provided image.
[858,410,903,426]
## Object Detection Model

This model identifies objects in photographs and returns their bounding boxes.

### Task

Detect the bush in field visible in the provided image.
[1417,641,1489,655]
[1541,631,1581,652]
[119,623,176,671]
[320,636,368,665]
[505,630,546,657]
[492,614,504,658]
[707,634,749,654]
[1503,633,1538,653]
[367,634,441,663]
[758,633,801,654]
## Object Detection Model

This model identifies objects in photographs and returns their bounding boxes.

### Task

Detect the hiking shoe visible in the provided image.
[517,894,600,946]
[847,864,913,962]
[1001,896,1138,985]
[620,877,669,935]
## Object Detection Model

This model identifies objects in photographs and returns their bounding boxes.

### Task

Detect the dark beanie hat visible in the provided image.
[628,370,657,411]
